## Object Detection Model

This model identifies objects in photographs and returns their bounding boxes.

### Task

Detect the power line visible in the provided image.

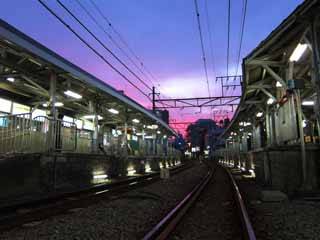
[56,0,153,92]
[227,0,231,78]
[235,0,248,76]
[87,0,173,108]
[38,0,150,100]
[193,0,211,98]
[204,0,216,83]
[74,0,156,89]
[88,0,161,88]
[78,0,172,109]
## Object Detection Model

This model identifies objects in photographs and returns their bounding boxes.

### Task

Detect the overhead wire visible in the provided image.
[227,0,231,80]
[86,0,170,109]
[56,0,153,93]
[88,0,161,88]
[74,0,156,89]
[193,0,211,98]
[235,0,248,77]
[204,0,216,83]
[38,0,150,100]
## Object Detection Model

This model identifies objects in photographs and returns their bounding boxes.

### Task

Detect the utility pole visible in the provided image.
[152,86,156,113]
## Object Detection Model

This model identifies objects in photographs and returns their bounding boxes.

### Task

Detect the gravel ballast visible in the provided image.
[234,170,320,240]
[171,165,243,240]
[0,162,208,240]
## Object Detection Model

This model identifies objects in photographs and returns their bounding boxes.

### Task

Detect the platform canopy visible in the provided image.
[222,0,320,140]
[0,19,177,137]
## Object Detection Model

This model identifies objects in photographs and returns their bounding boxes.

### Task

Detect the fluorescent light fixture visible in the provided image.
[132,118,140,123]
[55,102,64,107]
[244,122,251,127]
[157,130,161,134]
[42,102,64,107]
[163,135,167,139]
[267,98,275,105]
[64,90,82,99]
[276,81,283,88]
[108,108,119,114]
[83,115,103,120]
[145,135,153,139]
[147,124,158,129]
[93,174,108,179]
[290,43,308,62]
[248,133,252,136]
[6,77,15,82]
[239,122,244,126]
[256,112,263,117]
[302,100,314,106]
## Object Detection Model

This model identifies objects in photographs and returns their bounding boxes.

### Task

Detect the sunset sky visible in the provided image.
[0,0,303,133]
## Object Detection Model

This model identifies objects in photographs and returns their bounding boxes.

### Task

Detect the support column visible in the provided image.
[49,71,57,152]
[310,18,320,141]
[89,101,99,153]
[266,106,271,147]
[295,89,307,185]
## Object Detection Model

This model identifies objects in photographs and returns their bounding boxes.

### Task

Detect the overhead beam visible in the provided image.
[263,65,287,87]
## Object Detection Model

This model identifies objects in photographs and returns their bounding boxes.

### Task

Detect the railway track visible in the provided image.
[0,163,192,232]
[143,164,256,240]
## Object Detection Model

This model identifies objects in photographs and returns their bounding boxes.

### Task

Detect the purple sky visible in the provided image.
[1,0,303,133]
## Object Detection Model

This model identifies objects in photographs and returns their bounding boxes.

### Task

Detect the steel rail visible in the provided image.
[224,167,256,240]
[143,170,213,240]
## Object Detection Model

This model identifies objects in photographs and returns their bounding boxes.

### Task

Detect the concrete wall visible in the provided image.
[0,152,183,203]
[248,145,320,194]
[0,153,41,201]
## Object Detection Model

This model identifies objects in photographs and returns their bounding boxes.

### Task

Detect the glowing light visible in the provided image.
[64,90,82,99]
[147,124,158,129]
[108,108,119,114]
[157,130,161,134]
[42,102,64,107]
[93,174,108,179]
[6,77,15,82]
[276,81,283,88]
[303,120,307,128]
[256,112,263,117]
[302,101,314,106]
[267,98,275,105]
[290,43,308,62]
[127,169,136,175]
[132,118,140,123]
[83,115,103,120]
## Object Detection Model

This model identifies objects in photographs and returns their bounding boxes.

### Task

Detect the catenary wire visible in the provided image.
[194,0,211,98]
[38,0,150,100]
[56,0,153,92]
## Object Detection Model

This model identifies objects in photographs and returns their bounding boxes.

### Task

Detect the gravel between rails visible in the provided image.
[235,172,320,240]
[170,165,243,240]
[0,162,208,240]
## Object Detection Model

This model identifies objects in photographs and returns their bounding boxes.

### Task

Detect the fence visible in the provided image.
[0,114,77,155]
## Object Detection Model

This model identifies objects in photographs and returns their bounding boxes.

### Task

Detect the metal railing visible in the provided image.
[0,113,32,154]
[0,114,77,155]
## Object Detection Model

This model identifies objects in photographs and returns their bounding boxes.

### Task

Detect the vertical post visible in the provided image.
[266,106,271,147]
[89,101,99,153]
[49,71,57,152]
[49,71,57,191]
[296,89,307,185]
[310,18,320,141]
[152,86,156,113]
[153,133,156,155]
